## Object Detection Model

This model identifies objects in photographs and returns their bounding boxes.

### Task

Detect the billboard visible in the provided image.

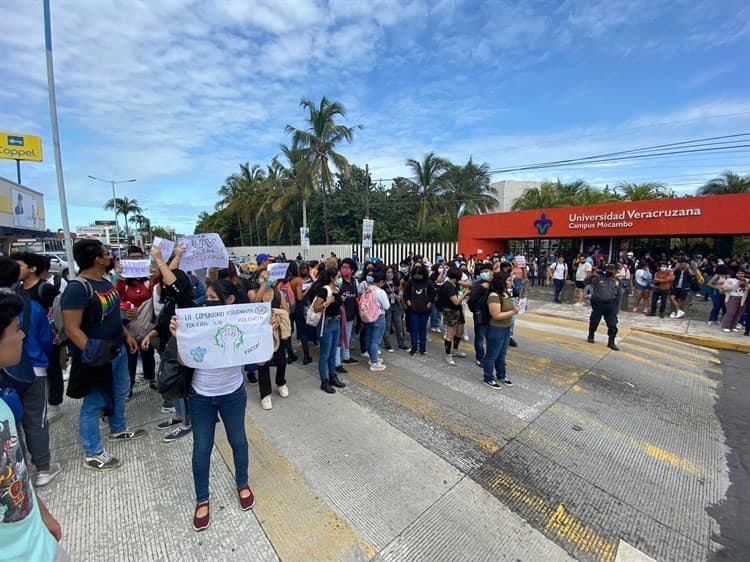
[11,188,43,229]
[0,132,43,162]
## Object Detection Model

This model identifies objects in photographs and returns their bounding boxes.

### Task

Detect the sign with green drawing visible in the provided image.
[175,303,273,368]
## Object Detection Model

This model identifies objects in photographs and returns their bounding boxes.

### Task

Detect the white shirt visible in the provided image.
[371,285,391,315]
[191,365,244,397]
[551,262,567,280]
[575,262,592,282]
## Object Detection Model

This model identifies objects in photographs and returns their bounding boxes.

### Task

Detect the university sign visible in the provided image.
[458,193,750,254]
[0,132,43,162]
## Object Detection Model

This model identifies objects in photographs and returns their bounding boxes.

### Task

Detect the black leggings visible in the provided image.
[257,342,287,399]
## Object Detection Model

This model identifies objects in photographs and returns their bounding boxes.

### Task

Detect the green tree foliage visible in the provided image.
[697,171,750,195]
[104,196,142,242]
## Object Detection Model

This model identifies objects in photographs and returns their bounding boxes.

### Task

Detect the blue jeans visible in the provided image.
[473,322,489,362]
[188,383,248,503]
[430,306,442,329]
[174,398,189,424]
[337,319,355,364]
[483,325,512,382]
[708,291,726,322]
[318,317,340,381]
[79,346,130,456]
[409,311,429,351]
[366,314,386,363]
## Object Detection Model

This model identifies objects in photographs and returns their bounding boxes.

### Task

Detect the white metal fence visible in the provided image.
[228,241,457,265]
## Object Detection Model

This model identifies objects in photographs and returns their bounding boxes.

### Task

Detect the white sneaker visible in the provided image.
[369,361,386,372]
[261,396,272,410]
[278,384,289,398]
[722,328,731,332]
[34,463,62,487]
[669,312,677,318]
[675,310,685,318]
[462,333,469,341]
[47,405,63,423]
[445,355,456,366]
[361,351,369,359]
[453,350,467,358]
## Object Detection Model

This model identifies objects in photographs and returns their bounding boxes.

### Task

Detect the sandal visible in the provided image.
[237,485,256,511]
[193,501,210,531]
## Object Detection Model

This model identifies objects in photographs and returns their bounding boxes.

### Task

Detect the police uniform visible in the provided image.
[586,266,620,351]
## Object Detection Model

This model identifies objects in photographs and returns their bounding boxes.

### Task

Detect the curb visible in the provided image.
[632,327,750,353]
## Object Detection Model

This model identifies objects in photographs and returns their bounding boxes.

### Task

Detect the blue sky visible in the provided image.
[1,0,748,236]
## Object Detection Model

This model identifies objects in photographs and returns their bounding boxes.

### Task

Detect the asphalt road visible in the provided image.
[40,314,748,561]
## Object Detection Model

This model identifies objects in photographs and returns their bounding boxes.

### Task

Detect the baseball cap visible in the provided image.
[256,253,269,264]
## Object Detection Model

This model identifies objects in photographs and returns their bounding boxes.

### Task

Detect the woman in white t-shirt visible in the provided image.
[171,279,256,532]
[548,256,568,303]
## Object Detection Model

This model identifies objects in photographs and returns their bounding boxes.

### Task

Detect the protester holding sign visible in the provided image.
[310,267,347,394]
[171,279,256,532]
[115,246,156,397]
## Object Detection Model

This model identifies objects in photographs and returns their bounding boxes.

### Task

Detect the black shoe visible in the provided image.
[302,357,312,365]
[409,347,417,356]
[420,350,427,356]
[149,381,158,390]
[247,373,258,384]
[343,358,358,364]
[587,335,595,343]
[607,340,620,351]
[330,374,346,388]
[335,365,348,374]
[499,378,513,386]
[398,345,410,350]
[320,381,336,394]
[508,338,518,348]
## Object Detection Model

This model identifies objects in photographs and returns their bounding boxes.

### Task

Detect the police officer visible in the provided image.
[585,263,620,351]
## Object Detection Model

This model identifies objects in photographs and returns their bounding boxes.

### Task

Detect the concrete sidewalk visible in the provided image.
[522,284,750,352]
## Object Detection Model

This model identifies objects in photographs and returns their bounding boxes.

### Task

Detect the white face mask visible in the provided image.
[660,267,667,272]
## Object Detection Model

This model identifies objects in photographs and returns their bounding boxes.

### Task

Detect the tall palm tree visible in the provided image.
[397,152,450,232]
[511,181,559,210]
[285,97,362,244]
[615,182,672,200]
[129,214,151,245]
[698,171,750,195]
[442,157,497,215]
[104,196,142,243]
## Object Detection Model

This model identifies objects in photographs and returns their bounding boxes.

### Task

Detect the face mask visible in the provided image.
[386,273,394,280]
[366,275,374,284]
[206,300,222,306]
[341,268,351,276]
[479,272,491,281]
[400,267,408,274]
[660,267,667,272]
[334,278,343,288]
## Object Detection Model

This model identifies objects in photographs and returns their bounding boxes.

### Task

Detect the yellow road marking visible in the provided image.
[550,403,704,478]
[617,340,714,369]
[488,471,617,561]
[347,368,502,454]
[215,414,376,561]
[626,330,720,355]
[616,350,716,385]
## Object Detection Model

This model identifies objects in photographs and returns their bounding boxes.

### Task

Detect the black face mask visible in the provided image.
[205,300,223,307]
[605,271,614,277]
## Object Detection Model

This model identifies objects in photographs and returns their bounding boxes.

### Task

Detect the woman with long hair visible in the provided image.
[483,271,520,388]
[404,264,434,355]
[310,267,346,393]
[171,279,255,531]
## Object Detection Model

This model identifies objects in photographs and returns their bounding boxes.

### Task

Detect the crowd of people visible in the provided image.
[2,238,748,557]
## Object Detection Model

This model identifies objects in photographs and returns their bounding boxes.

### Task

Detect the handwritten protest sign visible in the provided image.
[152,236,175,260]
[176,303,274,368]
[516,255,526,267]
[177,233,229,271]
[518,297,528,315]
[120,259,151,279]
[267,262,290,282]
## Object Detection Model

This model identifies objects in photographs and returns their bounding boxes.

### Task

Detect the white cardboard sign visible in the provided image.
[152,237,175,260]
[267,262,290,282]
[176,303,274,368]
[177,233,229,271]
[120,259,151,278]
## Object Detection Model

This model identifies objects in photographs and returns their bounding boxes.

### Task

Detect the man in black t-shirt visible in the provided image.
[61,239,145,472]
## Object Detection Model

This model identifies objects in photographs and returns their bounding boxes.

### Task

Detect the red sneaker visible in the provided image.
[238,485,255,510]
[193,501,210,531]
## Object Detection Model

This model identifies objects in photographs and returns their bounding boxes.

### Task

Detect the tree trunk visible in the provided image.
[238,217,245,246]
[322,191,330,244]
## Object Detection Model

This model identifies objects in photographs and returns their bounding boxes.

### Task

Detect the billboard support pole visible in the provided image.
[43,0,75,270]
[15,160,21,185]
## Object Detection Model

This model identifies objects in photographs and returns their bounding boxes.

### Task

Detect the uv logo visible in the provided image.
[7,136,24,146]
[534,213,553,235]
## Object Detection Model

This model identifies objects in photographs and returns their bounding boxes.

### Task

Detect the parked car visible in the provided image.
[42,252,77,280]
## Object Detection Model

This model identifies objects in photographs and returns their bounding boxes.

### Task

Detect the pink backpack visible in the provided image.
[358,287,381,323]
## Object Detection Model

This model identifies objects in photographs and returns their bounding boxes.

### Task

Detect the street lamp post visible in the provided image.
[88,175,135,247]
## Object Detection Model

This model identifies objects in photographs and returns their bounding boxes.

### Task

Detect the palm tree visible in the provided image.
[129,214,151,245]
[511,181,559,210]
[104,196,142,243]
[285,97,362,244]
[397,152,450,232]
[615,182,672,200]
[698,171,750,195]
